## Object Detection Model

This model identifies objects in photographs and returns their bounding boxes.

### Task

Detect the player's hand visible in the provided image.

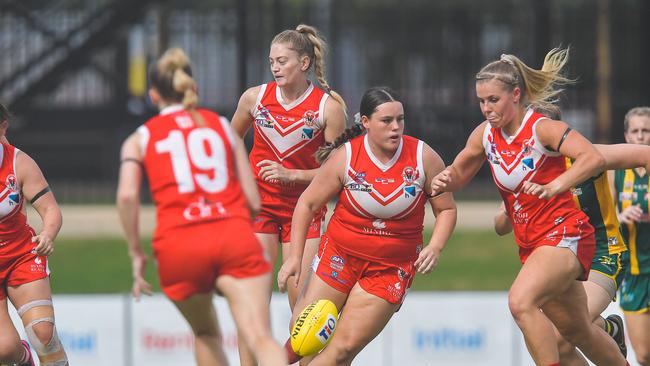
[430,167,453,196]
[618,204,643,224]
[414,245,441,274]
[257,160,294,183]
[131,254,153,301]
[521,181,558,199]
[277,256,301,293]
[32,233,54,256]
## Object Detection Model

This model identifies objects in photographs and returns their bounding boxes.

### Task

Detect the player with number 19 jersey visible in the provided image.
[137,105,269,301]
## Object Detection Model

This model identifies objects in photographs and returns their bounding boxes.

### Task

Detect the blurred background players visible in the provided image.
[0,103,68,366]
[611,107,650,366]
[278,86,457,364]
[116,48,286,366]
[431,48,628,365]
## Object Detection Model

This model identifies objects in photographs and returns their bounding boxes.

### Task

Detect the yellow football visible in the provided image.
[290,299,339,357]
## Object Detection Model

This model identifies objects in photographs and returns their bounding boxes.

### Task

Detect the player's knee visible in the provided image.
[18,300,68,365]
[331,337,363,363]
[507,292,534,322]
[556,334,575,357]
[554,324,585,347]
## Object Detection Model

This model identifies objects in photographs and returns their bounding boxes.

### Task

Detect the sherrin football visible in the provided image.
[290,299,339,356]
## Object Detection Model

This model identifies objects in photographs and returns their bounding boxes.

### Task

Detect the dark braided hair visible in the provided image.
[314,86,400,164]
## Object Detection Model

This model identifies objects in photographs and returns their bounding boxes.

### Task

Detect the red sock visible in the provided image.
[284,339,302,364]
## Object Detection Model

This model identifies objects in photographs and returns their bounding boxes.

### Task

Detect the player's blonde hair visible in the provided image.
[624,106,650,132]
[149,47,205,126]
[476,48,575,118]
[272,24,347,112]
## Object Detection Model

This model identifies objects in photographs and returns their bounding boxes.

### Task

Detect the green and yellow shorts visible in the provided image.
[620,272,650,313]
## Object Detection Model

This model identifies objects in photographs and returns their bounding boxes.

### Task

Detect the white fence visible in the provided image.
[7,293,637,365]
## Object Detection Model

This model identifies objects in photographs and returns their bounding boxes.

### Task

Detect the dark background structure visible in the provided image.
[1,0,648,202]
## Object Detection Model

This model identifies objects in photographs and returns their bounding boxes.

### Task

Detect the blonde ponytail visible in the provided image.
[150,47,205,126]
[476,47,575,118]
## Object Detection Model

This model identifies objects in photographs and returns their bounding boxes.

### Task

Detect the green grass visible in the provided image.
[48,230,521,294]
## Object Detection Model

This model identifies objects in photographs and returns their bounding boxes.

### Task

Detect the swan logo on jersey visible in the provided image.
[302,110,316,127]
[402,167,419,185]
[175,115,194,129]
[183,196,228,221]
[521,139,534,156]
[521,158,535,171]
[5,174,17,192]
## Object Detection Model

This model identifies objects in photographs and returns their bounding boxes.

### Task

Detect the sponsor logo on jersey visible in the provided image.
[554,216,565,225]
[404,185,416,198]
[319,271,348,285]
[302,128,314,139]
[375,177,395,185]
[183,196,228,221]
[255,107,274,128]
[302,110,316,127]
[402,166,419,185]
[598,255,616,269]
[521,158,535,171]
[500,150,516,158]
[619,192,637,202]
[174,115,194,129]
[373,219,386,229]
[8,193,20,205]
[5,174,17,192]
[397,268,407,280]
[608,236,619,246]
[348,172,372,192]
[363,219,394,236]
[487,152,501,165]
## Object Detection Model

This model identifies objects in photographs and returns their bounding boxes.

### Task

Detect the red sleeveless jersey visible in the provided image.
[249,82,328,199]
[139,106,249,237]
[326,135,427,261]
[483,109,591,248]
[0,143,29,243]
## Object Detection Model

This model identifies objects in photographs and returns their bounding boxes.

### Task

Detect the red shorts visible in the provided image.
[312,234,415,304]
[153,217,271,302]
[253,199,326,243]
[518,217,596,281]
[0,229,48,300]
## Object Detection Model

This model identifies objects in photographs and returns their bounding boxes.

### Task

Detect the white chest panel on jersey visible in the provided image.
[252,84,327,161]
[483,113,558,194]
[343,138,425,220]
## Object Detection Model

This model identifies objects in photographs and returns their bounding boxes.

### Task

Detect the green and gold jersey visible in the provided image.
[567,159,627,257]
[615,168,650,275]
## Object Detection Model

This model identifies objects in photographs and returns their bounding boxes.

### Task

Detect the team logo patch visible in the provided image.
[302,128,314,139]
[303,110,316,127]
[402,166,419,185]
[607,236,619,246]
[347,171,373,192]
[353,172,366,185]
[521,158,535,171]
[330,255,345,271]
[5,174,17,192]
[521,139,534,156]
[255,107,274,128]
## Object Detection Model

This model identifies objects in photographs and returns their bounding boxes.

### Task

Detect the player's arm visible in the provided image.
[524,119,605,199]
[232,133,261,217]
[277,145,346,292]
[417,144,457,274]
[595,143,650,172]
[116,132,152,300]
[494,202,512,236]
[230,86,259,138]
[430,122,487,195]
[258,97,346,184]
[17,151,62,257]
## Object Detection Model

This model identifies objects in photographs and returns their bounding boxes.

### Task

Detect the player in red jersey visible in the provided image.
[116,48,285,366]
[0,103,67,366]
[277,87,457,364]
[230,23,346,365]
[430,49,627,366]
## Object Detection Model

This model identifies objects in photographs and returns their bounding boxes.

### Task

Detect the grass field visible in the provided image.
[48,229,521,294]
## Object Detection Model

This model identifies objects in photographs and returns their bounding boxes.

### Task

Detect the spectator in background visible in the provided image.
[0,102,68,366]
[611,106,650,366]
[431,48,628,366]
[116,48,285,366]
